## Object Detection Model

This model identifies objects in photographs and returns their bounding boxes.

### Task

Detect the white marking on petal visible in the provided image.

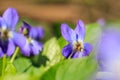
[27,37,33,44]
[8,31,13,38]
[2,26,7,31]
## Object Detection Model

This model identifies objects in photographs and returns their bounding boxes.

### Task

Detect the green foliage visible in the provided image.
[26,66,46,80]
[31,53,49,67]
[13,57,31,73]
[42,37,64,67]
[41,57,97,80]
[0,55,7,76]
[40,22,100,80]
[4,74,31,80]
[58,37,68,49]
[5,62,16,75]
[85,23,101,45]
[52,22,61,38]
[0,22,102,80]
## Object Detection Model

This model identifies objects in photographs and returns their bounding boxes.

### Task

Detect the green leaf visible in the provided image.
[85,23,101,45]
[52,22,61,38]
[0,58,3,76]
[26,66,46,80]
[5,73,31,80]
[31,53,49,67]
[5,62,16,75]
[58,37,68,49]
[41,57,97,80]
[0,55,7,78]
[42,37,63,67]
[5,61,46,80]
[13,57,31,73]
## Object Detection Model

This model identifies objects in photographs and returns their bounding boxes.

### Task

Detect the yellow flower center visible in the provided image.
[23,28,28,35]
[27,37,33,43]
[0,27,13,40]
[73,40,84,52]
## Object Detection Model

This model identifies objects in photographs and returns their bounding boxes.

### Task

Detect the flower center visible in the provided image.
[73,41,84,52]
[76,43,82,51]
[23,28,29,36]
[27,37,33,43]
[2,30,8,38]
[0,28,10,40]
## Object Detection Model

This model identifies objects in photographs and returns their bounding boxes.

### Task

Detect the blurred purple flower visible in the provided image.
[61,20,92,58]
[0,8,26,57]
[97,29,120,80]
[97,18,106,27]
[19,22,44,56]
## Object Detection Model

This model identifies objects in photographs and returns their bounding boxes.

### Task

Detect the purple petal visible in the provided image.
[30,40,42,55]
[98,32,120,62]
[2,8,19,30]
[29,28,38,38]
[72,51,83,58]
[6,39,15,56]
[21,22,32,36]
[75,20,85,40]
[83,43,92,56]
[30,27,44,39]
[61,23,76,43]
[22,22,36,38]
[20,42,30,56]
[19,27,24,33]
[0,39,8,53]
[62,44,73,58]
[36,27,44,39]
[21,22,44,40]
[97,18,106,27]
[22,21,31,29]
[0,47,4,58]
[19,22,31,35]
[12,32,26,48]
[22,21,31,32]
[0,17,7,28]
[97,32,120,70]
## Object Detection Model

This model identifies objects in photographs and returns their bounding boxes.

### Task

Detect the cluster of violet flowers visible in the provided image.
[0,8,93,61]
[1,7,120,80]
[0,8,44,63]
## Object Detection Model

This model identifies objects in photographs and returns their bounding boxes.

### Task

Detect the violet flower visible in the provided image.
[19,22,44,56]
[0,8,26,57]
[61,20,92,58]
[97,18,106,27]
[97,28,120,80]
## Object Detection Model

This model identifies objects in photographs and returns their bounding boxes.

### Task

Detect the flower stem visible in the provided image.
[2,54,6,79]
[10,47,19,63]
[68,51,75,59]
